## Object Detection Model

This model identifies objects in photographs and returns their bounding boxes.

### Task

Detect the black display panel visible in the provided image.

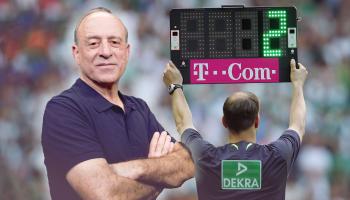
[170,6,298,84]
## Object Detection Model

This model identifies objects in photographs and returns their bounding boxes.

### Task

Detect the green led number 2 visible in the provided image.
[263,10,287,57]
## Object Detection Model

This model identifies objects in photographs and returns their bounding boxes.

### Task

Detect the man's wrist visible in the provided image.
[135,160,148,181]
[168,84,183,95]
[111,160,147,180]
[292,82,304,89]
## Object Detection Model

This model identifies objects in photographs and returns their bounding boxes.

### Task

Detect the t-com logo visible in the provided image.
[221,160,261,190]
[190,58,279,84]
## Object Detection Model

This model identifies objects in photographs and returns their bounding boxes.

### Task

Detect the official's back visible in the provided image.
[181,129,300,200]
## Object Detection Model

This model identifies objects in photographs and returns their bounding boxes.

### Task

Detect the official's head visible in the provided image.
[222,91,260,134]
[72,7,130,86]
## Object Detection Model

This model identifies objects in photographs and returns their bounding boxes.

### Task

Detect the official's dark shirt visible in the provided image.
[182,128,300,200]
[42,78,164,200]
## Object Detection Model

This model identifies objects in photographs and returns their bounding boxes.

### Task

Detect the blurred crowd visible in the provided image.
[0,0,349,199]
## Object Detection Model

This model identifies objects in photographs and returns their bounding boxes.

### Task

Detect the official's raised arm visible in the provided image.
[162,61,195,134]
[288,59,308,141]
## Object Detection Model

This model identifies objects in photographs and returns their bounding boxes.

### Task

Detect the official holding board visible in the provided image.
[163,59,307,200]
[165,6,308,200]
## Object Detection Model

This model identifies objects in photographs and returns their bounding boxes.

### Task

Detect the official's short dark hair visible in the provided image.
[74,7,128,44]
[223,92,259,133]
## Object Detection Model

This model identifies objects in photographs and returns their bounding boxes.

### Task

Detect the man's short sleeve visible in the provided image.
[181,128,215,162]
[42,98,105,175]
[269,129,301,175]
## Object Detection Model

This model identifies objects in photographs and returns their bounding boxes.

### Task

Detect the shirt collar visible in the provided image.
[74,78,136,113]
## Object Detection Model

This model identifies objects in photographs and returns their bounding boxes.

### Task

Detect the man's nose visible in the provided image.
[99,41,112,59]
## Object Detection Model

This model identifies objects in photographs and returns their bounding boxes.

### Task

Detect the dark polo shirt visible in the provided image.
[42,78,164,200]
[182,128,300,200]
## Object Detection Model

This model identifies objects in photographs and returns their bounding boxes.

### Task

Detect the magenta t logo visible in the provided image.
[193,63,209,81]
[190,58,279,84]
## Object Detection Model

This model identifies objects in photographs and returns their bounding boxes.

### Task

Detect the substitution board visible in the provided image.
[170,6,298,84]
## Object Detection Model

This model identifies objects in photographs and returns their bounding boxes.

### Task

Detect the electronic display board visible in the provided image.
[170,6,298,84]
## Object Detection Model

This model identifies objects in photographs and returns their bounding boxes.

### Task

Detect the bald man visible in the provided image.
[163,59,308,200]
[42,7,194,200]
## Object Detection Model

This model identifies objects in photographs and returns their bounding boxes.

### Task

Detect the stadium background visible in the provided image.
[0,0,349,199]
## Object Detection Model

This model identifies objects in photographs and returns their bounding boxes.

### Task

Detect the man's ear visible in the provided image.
[254,114,260,129]
[72,45,79,64]
[126,43,130,60]
[222,116,228,128]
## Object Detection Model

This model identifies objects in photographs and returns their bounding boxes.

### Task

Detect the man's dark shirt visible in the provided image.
[42,79,164,200]
[181,128,300,200]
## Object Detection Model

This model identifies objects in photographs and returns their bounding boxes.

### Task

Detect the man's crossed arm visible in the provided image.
[66,131,194,200]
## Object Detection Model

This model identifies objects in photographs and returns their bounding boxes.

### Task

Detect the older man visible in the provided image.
[42,7,194,200]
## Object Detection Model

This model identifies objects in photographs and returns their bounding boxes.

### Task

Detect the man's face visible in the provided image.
[73,12,129,85]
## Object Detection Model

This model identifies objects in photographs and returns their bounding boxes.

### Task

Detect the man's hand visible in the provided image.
[148,131,175,158]
[290,59,308,88]
[163,61,183,86]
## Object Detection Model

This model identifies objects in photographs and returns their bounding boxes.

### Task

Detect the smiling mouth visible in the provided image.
[96,63,117,66]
